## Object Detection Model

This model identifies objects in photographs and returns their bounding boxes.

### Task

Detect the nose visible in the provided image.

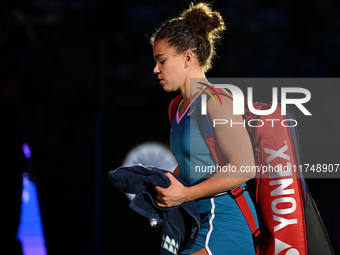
[153,63,160,74]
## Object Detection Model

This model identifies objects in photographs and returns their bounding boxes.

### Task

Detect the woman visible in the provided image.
[151,2,258,255]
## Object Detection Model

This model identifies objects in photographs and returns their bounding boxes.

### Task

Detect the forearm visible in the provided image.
[184,163,255,201]
[155,163,254,207]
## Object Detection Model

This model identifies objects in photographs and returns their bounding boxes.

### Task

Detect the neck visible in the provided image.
[179,69,207,102]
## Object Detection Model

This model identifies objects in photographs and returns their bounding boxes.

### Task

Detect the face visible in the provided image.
[153,40,187,92]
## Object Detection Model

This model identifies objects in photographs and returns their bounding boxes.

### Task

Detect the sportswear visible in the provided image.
[170,91,258,255]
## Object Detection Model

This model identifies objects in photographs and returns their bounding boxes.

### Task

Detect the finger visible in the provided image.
[166,173,179,185]
[164,172,173,178]
[165,172,175,182]
[155,186,164,193]
[156,198,166,207]
[157,202,166,208]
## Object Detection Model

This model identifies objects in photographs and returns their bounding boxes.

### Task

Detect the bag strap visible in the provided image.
[169,94,183,125]
[230,187,261,248]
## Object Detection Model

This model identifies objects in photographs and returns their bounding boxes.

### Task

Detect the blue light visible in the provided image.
[22,143,32,160]
[17,172,47,255]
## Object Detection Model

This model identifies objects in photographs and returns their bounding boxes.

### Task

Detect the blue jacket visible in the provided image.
[108,164,200,255]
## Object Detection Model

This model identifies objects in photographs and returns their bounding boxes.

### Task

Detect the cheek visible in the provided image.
[168,61,184,78]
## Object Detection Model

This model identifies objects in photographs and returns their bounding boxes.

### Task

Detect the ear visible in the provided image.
[183,50,194,69]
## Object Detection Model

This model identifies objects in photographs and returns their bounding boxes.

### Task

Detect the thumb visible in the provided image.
[164,172,175,182]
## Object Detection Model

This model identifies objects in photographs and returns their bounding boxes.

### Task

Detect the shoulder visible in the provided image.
[206,92,234,118]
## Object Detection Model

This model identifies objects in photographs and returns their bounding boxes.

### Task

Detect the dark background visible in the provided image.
[1,0,339,254]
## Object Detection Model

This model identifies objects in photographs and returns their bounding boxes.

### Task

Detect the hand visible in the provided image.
[155,172,189,207]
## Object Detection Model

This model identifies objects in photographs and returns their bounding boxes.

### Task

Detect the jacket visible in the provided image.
[108,164,200,255]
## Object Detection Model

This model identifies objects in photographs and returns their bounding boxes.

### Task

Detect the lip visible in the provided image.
[159,79,164,85]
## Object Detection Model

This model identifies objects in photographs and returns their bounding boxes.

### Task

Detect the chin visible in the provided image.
[162,85,172,92]
[163,84,178,93]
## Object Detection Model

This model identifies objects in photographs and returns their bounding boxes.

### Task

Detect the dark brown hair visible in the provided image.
[150,2,226,72]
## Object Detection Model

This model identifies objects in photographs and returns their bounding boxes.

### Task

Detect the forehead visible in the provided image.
[153,40,178,58]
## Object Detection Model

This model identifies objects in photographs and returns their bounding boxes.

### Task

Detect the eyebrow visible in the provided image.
[155,54,165,60]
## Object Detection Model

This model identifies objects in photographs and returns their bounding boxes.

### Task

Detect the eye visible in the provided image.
[160,60,165,65]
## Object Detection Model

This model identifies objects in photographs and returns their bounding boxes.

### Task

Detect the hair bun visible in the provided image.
[150,2,226,72]
[182,2,225,34]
